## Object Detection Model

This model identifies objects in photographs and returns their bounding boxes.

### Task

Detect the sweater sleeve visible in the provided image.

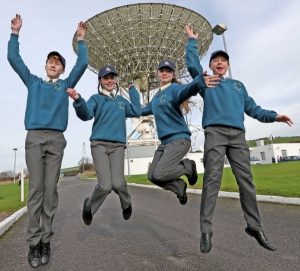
[124,86,142,117]
[66,40,89,88]
[186,38,204,79]
[141,101,153,116]
[73,95,95,121]
[7,34,37,87]
[244,89,277,122]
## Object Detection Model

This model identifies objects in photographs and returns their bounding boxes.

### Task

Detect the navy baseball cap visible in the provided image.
[47,51,66,69]
[98,65,118,78]
[158,60,176,71]
[209,50,229,63]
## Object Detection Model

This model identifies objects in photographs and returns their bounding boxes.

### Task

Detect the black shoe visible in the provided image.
[123,204,132,220]
[187,160,198,185]
[40,241,51,266]
[82,197,92,225]
[177,182,188,205]
[28,244,41,269]
[200,232,213,253]
[245,228,276,251]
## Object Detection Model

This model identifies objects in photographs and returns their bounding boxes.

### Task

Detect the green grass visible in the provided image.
[0,181,29,212]
[126,161,300,198]
[1,162,299,214]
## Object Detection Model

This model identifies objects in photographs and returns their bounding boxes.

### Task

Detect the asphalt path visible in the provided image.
[0,176,299,271]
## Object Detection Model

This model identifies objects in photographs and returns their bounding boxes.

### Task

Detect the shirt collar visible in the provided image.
[45,76,59,83]
[160,83,171,91]
[101,89,115,98]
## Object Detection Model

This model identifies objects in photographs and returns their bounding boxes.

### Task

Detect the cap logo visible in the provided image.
[106,67,111,71]
[164,61,169,65]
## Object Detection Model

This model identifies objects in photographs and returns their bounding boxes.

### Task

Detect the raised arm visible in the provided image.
[124,85,142,118]
[66,21,89,88]
[7,14,36,86]
[184,25,219,89]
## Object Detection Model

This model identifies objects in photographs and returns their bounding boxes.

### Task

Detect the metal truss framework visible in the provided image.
[72,3,213,90]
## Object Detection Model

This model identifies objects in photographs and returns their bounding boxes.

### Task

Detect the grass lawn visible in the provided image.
[0,182,29,212]
[125,161,300,198]
[1,161,299,214]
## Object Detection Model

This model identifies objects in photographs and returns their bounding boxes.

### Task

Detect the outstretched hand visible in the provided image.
[76,21,88,40]
[11,14,22,33]
[275,114,293,126]
[203,71,220,88]
[67,88,80,100]
[184,24,198,39]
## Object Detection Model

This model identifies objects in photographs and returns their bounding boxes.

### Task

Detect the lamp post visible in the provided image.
[13,148,17,183]
[212,24,232,78]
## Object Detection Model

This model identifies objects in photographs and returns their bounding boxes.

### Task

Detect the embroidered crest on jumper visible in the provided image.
[118,102,125,110]
[233,81,242,91]
[159,94,166,103]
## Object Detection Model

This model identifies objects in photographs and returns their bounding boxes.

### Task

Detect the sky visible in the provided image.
[0,0,299,172]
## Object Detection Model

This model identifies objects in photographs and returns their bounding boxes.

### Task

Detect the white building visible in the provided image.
[124,139,205,175]
[250,140,300,164]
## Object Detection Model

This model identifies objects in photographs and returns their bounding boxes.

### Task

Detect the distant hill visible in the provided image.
[248,136,300,147]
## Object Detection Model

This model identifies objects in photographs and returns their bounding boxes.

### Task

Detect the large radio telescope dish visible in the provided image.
[73,3,213,90]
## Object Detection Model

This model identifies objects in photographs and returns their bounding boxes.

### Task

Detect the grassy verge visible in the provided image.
[0,181,29,212]
[80,161,300,198]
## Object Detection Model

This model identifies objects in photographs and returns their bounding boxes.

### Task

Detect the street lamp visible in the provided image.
[13,148,17,184]
[212,24,232,78]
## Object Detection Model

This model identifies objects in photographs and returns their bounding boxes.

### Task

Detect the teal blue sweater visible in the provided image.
[73,86,141,144]
[186,38,277,130]
[7,34,88,132]
[141,75,206,144]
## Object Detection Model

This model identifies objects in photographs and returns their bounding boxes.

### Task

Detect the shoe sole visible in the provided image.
[82,198,92,225]
[188,160,198,186]
[245,228,276,251]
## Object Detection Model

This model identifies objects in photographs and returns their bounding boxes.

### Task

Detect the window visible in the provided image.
[281,150,287,157]
[260,152,266,161]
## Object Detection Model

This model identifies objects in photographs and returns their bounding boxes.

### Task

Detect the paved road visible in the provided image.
[0,176,299,271]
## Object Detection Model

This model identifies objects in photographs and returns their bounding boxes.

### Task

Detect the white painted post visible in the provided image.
[21,170,24,202]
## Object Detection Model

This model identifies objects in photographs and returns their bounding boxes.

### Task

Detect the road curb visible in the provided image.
[1,184,299,238]
[0,206,27,237]
[129,183,300,205]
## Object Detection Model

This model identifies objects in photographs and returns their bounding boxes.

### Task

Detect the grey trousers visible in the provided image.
[25,130,66,246]
[88,141,131,215]
[148,138,193,198]
[200,126,262,233]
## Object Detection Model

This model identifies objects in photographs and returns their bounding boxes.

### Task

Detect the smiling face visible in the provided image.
[45,56,65,79]
[99,73,117,92]
[157,67,175,87]
[209,56,229,76]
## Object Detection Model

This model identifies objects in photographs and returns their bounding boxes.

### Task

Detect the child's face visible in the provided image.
[45,56,64,79]
[157,68,175,86]
[100,74,117,91]
[209,56,229,76]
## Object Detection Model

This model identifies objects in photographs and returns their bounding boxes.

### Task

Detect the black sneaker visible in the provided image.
[82,197,93,225]
[123,204,132,220]
[28,244,41,269]
[40,241,51,266]
[187,160,198,185]
[177,182,188,205]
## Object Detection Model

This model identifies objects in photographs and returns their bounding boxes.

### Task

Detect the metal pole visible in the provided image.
[13,148,17,184]
[221,33,232,78]
[21,169,24,202]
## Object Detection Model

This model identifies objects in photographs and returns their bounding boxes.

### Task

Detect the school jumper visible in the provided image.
[7,33,88,245]
[186,37,277,233]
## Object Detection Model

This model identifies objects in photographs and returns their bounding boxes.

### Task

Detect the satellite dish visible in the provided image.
[72,3,213,91]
